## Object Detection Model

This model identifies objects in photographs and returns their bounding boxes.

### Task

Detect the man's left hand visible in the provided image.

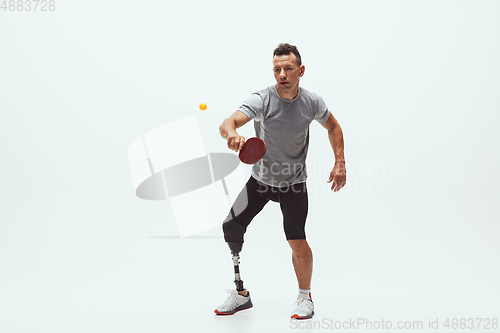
[327,162,346,192]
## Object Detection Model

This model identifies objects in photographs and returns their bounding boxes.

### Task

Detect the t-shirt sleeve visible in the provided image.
[238,93,264,121]
[314,95,330,124]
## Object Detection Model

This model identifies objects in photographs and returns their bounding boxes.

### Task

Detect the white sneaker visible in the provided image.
[291,297,314,319]
[214,289,253,315]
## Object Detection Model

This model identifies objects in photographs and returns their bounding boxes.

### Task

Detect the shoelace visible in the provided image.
[226,289,238,305]
[224,289,240,309]
[225,289,238,299]
[295,297,313,309]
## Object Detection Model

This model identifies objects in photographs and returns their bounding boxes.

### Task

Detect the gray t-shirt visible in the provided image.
[238,85,330,187]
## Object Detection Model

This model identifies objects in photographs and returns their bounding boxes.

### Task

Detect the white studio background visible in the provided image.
[1,1,499,332]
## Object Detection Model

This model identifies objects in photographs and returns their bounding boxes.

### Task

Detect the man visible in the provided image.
[215,43,346,319]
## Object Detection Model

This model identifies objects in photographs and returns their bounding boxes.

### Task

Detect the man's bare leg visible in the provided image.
[288,239,313,289]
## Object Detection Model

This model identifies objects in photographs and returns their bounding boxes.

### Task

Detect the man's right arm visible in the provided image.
[219,110,251,152]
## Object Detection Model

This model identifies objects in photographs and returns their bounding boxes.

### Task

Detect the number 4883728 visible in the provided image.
[1,0,56,11]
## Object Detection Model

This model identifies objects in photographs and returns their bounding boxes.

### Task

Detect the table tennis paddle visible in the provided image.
[239,137,266,164]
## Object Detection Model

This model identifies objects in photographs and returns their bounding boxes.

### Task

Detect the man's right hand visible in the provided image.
[219,111,251,151]
[227,134,245,152]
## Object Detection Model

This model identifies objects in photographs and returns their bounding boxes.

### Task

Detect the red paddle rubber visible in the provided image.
[239,137,266,164]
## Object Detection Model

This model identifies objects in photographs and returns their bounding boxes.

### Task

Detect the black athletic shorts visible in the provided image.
[222,176,308,243]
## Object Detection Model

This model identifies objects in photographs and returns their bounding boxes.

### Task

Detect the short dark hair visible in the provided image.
[273,43,302,66]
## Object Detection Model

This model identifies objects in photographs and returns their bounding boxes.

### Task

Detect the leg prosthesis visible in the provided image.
[227,242,244,291]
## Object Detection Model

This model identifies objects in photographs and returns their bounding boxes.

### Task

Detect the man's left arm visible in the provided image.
[321,112,346,192]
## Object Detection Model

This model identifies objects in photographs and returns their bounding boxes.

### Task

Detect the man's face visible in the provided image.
[273,53,304,95]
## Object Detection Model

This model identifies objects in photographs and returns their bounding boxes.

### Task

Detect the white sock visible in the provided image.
[298,288,311,300]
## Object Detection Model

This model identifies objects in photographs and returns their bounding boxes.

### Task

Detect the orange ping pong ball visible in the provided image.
[199,103,207,111]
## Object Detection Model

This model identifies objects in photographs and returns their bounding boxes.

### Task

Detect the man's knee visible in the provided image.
[288,239,309,254]
[284,227,306,243]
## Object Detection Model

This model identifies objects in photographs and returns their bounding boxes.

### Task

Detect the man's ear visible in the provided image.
[300,65,305,77]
